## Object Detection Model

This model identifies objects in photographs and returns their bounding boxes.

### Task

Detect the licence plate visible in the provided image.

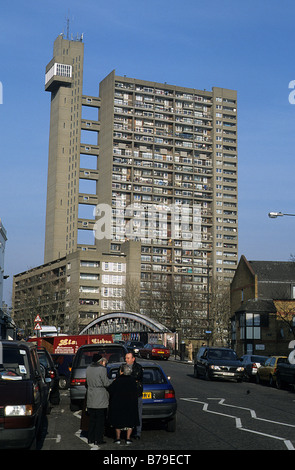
[157,351,164,354]
[142,392,152,399]
[222,372,234,376]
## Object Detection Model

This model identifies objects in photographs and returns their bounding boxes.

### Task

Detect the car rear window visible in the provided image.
[143,367,167,384]
[76,347,126,368]
[251,356,267,363]
[277,357,288,364]
[108,366,167,384]
[0,345,30,380]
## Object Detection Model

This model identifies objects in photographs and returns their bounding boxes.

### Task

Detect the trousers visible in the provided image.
[87,408,106,444]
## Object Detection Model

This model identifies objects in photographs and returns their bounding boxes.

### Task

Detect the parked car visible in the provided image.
[52,353,74,389]
[139,343,170,360]
[276,356,295,389]
[37,347,60,405]
[256,356,288,386]
[125,340,144,356]
[108,361,177,431]
[240,354,268,381]
[69,343,127,411]
[194,346,244,382]
[0,340,50,449]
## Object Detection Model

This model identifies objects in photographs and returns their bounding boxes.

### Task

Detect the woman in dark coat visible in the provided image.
[108,363,140,444]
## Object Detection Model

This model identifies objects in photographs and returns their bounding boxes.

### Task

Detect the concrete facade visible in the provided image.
[13,34,238,337]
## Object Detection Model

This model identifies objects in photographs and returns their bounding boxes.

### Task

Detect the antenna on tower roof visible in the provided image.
[66,13,70,39]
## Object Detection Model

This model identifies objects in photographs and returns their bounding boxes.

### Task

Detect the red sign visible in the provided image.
[28,334,114,354]
[34,323,42,330]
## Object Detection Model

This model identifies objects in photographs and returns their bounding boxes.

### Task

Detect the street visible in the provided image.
[40,359,295,452]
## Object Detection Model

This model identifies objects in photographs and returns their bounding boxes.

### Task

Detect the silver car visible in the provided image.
[69,343,127,411]
[240,354,267,381]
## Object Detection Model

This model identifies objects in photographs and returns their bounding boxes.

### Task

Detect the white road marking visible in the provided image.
[180,397,295,450]
[45,434,61,443]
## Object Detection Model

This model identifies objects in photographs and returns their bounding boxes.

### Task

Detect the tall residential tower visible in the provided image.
[14,35,238,337]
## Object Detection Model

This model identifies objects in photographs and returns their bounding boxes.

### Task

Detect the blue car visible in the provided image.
[107,361,177,432]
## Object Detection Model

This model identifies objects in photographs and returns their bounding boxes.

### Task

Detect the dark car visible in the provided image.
[125,340,144,356]
[139,343,170,360]
[69,343,127,411]
[52,353,74,389]
[240,354,268,381]
[37,347,60,405]
[194,346,244,382]
[108,361,177,431]
[0,340,50,449]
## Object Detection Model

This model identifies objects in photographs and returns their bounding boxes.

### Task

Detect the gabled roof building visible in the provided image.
[231,255,295,355]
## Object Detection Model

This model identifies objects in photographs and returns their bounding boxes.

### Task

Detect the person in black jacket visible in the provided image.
[108,363,139,444]
[125,351,143,439]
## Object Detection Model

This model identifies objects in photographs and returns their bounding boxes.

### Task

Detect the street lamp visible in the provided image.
[268,212,295,218]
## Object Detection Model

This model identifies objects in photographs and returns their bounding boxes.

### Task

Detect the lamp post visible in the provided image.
[268,212,295,218]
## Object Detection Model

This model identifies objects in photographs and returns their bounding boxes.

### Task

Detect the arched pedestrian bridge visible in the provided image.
[79,311,171,336]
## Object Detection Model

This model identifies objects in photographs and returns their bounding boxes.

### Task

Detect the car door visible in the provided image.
[198,347,208,376]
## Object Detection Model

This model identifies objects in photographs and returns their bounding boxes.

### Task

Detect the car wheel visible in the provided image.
[276,373,285,390]
[193,365,199,378]
[50,390,60,405]
[59,376,68,390]
[256,373,261,384]
[167,416,176,432]
[269,375,275,387]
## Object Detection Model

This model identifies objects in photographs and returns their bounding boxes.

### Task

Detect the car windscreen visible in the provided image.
[207,349,238,360]
[76,347,126,368]
[0,345,31,380]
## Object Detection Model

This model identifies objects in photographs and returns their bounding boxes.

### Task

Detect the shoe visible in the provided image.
[125,439,132,445]
[114,439,121,444]
[90,444,99,450]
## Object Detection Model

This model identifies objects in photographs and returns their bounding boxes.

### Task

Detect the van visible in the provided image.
[69,343,127,411]
[0,340,50,449]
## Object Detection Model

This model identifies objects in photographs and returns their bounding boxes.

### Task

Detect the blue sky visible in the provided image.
[1,0,295,304]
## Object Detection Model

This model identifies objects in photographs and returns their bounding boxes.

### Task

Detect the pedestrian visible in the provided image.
[108,363,139,445]
[85,354,112,449]
[187,341,193,362]
[125,351,143,439]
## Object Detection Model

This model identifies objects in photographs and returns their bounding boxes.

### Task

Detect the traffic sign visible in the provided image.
[34,323,42,330]
[34,315,42,323]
